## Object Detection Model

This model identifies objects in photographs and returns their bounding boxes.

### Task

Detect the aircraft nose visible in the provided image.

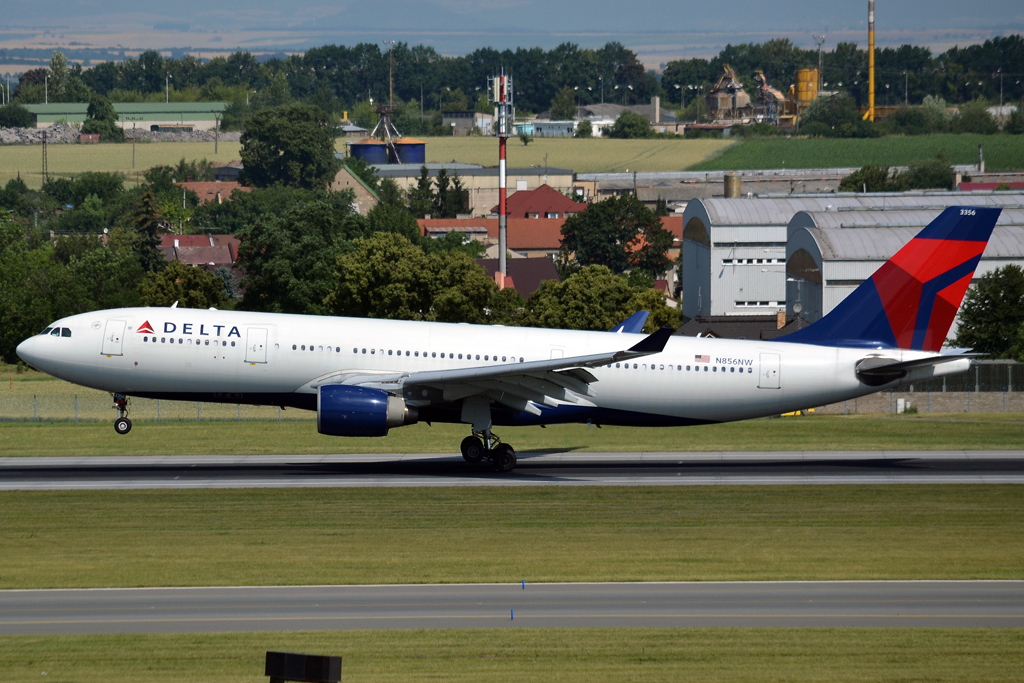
[16,336,39,367]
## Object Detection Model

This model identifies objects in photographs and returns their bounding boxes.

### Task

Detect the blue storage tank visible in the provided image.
[392,138,426,165]
[348,138,388,165]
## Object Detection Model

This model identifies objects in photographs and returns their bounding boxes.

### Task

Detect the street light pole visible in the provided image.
[45,75,48,104]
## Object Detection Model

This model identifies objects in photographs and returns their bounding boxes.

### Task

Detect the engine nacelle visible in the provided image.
[317,385,418,437]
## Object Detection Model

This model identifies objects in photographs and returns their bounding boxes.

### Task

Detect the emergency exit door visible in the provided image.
[101,320,126,356]
[245,328,268,363]
[758,353,780,389]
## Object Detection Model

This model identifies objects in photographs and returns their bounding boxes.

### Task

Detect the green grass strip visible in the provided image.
[1,486,1021,588]
[3,628,1023,682]
[2,413,1023,456]
[689,133,1024,171]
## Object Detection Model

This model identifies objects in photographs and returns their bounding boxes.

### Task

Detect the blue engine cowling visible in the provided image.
[317,385,417,437]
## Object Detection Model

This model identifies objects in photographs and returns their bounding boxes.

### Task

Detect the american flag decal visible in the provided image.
[695,354,710,363]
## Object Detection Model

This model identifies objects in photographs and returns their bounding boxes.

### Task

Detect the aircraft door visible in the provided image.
[758,353,780,389]
[245,328,268,363]
[101,320,126,356]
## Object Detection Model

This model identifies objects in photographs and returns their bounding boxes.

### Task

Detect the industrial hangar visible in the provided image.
[682,194,1024,328]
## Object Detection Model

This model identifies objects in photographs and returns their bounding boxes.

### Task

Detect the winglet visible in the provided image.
[610,310,650,334]
[626,327,674,354]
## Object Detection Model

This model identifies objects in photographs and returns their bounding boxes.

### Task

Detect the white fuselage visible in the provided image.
[17,307,965,427]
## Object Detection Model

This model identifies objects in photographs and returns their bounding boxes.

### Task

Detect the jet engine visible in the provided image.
[317,385,418,437]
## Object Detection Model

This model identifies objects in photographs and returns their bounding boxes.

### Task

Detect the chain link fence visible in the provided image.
[0,381,312,423]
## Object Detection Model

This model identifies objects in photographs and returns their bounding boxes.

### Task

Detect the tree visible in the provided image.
[328,232,498,323]
[0,103,34,128]
[559,194,673,277]
[139,260,227,309]
[953,100,998,134]
[575,120,593,138]
[239,103,340,190]
[550,86,577,120]
[68,247,145,310]
[407,166,434,218]
[953,265,1024,358]
[367,203,421,242]
[344,156,381,195]
[605,110,653,139]
[521,265,679,332]
[129,190,166,273]
[839,165,906,193]
[81,94,124,142]
[902,154,955,190]
[235,199,365,315]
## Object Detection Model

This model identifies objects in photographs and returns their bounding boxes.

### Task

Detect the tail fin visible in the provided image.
[782,206,1000,351]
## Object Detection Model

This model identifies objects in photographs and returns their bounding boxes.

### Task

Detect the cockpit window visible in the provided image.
[50,328,60,336]
[61,328,71,338]
[41,327,53,335]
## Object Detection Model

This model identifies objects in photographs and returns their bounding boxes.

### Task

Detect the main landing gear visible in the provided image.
[112,393,132,434]
[460,430,517,472]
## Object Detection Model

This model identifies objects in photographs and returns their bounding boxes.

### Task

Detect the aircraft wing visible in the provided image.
[340,327,673,415]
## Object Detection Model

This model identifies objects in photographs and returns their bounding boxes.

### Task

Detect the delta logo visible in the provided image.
[136,320,242,338]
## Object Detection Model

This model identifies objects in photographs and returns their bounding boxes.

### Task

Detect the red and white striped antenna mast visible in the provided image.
[488,69,514,281]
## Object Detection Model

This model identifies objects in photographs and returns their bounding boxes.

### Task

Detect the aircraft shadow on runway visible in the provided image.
[4,456,1023,482]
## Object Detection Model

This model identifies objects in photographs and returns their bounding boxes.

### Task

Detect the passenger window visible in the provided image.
[686,365,690,371]
[179,338,183,344]
[458,353,463,359]
[362,348,366,354]
[475,355,480,360]
[632,363,637,369]
[484,355,489,361]
[144,336,149,342]
[353,348,358,353]
[388,350,393,355]
[161,337,166,343]
[712,366,716,372]
[301,345,306,351]
[231,341,236,347]
[730,367,735,373]
[61,328,71,338]
[659,364,664,370]
[703,366,708,372]
[502,356,507,362]
[615,363,620,368]
[205,340,209,346]
[294,345,298,350]
[431,352,436,358]
[336,347,340,353]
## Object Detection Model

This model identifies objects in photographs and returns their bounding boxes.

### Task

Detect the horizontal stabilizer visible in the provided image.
[855,353,974,386]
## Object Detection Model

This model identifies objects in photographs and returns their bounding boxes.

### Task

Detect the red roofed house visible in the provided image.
[419,217,564,259]
[490,184,586,219]
[159,234,241,269]
[176,181,252,205]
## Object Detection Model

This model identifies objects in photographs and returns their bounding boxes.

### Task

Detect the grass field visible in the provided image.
[348,135,734,172]
[1,486,1020,588]
[689,133,1024,171]
[0,141,242,189]
[3,628,1022,682]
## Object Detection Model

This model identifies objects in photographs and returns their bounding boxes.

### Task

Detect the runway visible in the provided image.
[2,581,1021,634]
[1,451,1023,489]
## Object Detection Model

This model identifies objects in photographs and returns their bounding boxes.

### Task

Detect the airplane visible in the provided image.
[16,206,999,472]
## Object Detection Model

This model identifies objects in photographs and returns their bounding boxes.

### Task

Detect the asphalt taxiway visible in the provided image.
[1,451,1022,489]
[2,581,1020,635]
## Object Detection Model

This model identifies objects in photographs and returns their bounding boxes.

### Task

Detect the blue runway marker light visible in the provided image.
[511,609,514,621]
[522,579,525,589]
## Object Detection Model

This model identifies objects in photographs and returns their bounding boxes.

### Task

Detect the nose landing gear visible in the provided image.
[112,393,132,434]
[460,429,516,472]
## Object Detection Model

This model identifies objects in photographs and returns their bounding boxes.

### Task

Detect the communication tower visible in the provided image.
[487,70,514,278]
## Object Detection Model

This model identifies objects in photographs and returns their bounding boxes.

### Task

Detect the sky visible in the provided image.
[3,0,1023,63]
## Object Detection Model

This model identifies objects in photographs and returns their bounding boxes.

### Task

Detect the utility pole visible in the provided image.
[132,122,136,169]
[904,71,908,104]
[813,34,826,93]
[214,114,220,155]
[41,130,48,183]
[45,74,48,104]
[867,0,876,121]
[489,70,514,281]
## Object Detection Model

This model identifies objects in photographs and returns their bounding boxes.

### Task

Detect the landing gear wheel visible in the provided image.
[494,444,517,473]
[461,435,485,463]
[114,417,132,435]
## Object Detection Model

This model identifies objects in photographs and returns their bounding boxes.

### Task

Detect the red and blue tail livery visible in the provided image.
[782,206,1001,351]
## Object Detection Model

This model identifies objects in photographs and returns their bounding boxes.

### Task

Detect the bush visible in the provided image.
[732,122,780,137]
[0,102,34,128]
[575,120,593,138]
[953,100,998,135]
[839,165,905,192]
[902,154,955,190]
[606,110,654,139]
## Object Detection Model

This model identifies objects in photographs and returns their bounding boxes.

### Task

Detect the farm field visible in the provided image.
[2,628,1021,683]
[380,136,734,172]
[689,133,1024,171]
[2,485,1021,588]
[0,141,241,189]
